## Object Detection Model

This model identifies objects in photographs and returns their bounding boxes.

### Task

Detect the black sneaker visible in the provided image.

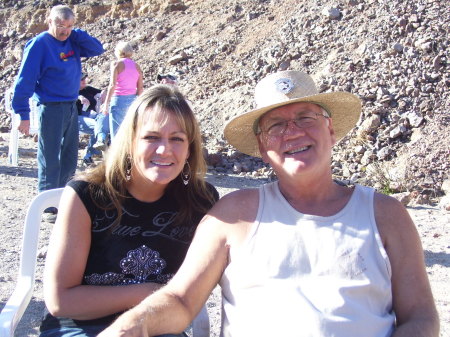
[82,157,95,167]
[42,207,58,223]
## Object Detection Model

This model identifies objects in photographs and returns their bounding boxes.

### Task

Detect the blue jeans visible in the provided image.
[39,325,104,337]
[78,112,109,159]
[37,101,78,192]
[94,113,109,143]
[109,94,136,141]
[40,326,188,337]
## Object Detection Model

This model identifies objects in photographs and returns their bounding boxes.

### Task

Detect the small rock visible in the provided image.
[38,246,48,259]
[393,43,403,53]
[322,7,341,20]
[391,192,411,206]
[155,31,166,41]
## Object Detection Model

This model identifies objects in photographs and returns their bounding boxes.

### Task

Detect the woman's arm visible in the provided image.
[135,62,144,96]
[43,186,163,320]
[101,61,121,115]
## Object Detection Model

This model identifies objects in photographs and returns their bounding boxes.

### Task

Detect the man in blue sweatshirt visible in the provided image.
[12,5,104,221]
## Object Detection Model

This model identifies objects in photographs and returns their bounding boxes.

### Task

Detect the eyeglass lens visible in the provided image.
[263,112,322,135]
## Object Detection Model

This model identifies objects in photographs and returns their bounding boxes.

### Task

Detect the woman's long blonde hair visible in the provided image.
[77,85,216,228]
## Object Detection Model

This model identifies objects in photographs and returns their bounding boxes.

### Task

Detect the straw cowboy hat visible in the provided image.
[224,70,362,157]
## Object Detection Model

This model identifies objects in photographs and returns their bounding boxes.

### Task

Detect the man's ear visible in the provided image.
[327,118,337,145]
[257,135,270,164]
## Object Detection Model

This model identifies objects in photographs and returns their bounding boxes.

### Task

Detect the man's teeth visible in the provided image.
[287,146,309,154]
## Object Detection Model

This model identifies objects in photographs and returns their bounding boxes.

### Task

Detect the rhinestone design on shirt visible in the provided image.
[84,245,171,285]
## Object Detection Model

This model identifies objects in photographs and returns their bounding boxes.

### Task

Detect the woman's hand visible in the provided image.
[101,104,109,115]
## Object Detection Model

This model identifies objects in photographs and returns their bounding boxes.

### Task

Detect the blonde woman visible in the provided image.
[102,41,143,141]
[40,85,218,337]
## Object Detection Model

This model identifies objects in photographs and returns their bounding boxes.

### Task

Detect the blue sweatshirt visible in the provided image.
[12,29,104,120]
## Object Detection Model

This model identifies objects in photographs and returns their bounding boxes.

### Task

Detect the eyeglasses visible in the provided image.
[257,111,329,136]
[55,23,74,30]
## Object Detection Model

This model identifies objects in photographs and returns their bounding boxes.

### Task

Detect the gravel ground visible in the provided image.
[0,134,448,336]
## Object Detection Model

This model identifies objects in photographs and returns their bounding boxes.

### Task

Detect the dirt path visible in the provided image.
[0,134,448,336]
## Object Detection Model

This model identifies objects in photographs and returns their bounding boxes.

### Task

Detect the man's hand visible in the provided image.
[79,95,90,106]
[97,309,149,337]
[18,120,30,135]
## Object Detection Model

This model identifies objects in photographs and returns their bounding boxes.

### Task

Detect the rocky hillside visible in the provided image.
[0,0,449,204]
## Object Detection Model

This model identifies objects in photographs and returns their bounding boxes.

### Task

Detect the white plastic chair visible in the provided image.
[0,188,210,337]
[0,188,63,337]
[192,305,210,337]
[5,88,39,167]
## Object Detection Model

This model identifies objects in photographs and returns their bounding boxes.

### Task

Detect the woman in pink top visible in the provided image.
[102,41,143,140]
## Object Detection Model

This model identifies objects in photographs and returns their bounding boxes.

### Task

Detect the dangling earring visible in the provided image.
[181,161,191,186]
[125,155,132,181]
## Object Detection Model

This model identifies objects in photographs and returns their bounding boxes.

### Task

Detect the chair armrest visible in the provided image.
[0,276,34,337]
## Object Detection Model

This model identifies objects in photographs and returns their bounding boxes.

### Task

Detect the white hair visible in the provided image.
[48,5,75,22]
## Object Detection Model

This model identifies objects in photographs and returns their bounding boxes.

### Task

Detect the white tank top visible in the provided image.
[219,182,395,337]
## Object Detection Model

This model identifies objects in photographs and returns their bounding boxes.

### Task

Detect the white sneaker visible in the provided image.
[42,212,57,223]
[93,140,106,151]
[42,207,57,223]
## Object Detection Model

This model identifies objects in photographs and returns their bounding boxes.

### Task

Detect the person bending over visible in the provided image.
[77,72,109,166]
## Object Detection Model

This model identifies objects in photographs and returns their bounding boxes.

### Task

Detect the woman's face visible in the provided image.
[129,109,190,194]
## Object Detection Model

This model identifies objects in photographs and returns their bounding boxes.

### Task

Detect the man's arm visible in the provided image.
[70,28,104,57]
[97,213,230,336]
[18,120,31,135]
[98,188,259,337]
[12,38,43,126]
[375,193,439,337]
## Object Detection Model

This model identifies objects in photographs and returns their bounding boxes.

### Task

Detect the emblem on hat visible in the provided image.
[274,78,294,94]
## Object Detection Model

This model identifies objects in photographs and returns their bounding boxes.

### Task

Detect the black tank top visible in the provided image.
[40,179,218,332]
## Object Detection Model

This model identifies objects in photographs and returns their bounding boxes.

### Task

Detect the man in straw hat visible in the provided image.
[99,71,439,337]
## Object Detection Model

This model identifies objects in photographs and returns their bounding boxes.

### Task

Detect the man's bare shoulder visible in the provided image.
[199,188,260,247]
[373,191,417,246]
[198,187,260,233]
[210,188,259,222]
[374,191,410,221]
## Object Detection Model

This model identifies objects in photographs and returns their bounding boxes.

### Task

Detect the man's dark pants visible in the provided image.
[37,101,79,192]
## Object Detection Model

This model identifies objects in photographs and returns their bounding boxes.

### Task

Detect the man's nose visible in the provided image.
[284,120,305,137]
